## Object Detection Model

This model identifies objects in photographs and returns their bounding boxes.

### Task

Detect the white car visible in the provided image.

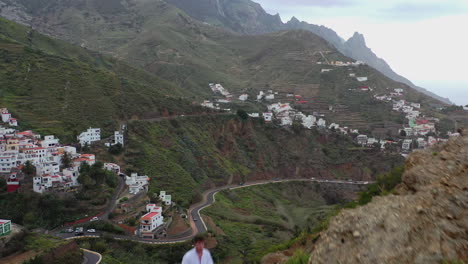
[90,217,99,222]
[87,229,96,233]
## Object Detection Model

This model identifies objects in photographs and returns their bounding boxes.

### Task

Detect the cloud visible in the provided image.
[379,1,468,20]
[254,0,355,8]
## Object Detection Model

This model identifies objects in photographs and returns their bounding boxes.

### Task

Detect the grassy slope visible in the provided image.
[202,182,334,263]
[0,17,197,141]
[124,115,404,207]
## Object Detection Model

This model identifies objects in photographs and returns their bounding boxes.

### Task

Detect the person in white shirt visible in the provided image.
[182,234,214,264]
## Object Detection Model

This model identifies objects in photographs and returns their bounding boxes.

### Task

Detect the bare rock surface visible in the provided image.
[309,131,468,264]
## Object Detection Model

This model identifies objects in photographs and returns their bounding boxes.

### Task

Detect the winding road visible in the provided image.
[59,178,372,245]
[82,248,102,264]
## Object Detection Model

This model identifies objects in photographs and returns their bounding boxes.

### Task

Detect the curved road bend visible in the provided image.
[82,248,102,264]
[61,178,373,244]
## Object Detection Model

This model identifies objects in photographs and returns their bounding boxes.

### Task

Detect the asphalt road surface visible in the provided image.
[82,249,101,264]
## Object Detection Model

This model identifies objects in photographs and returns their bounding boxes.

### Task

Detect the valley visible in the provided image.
[0,0,466,263]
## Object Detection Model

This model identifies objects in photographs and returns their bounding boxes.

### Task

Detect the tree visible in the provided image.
[22,161,36,177]
[61,152,72,169]
[399,130,407,137]
[236,109,248,120]
[0,178,6,192]
[108,143,123,155]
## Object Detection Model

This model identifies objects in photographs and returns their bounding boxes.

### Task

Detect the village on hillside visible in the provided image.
[0,110,176,239]
[201,58,461,156]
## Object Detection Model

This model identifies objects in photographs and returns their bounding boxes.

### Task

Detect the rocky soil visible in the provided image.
[308,130,467,263]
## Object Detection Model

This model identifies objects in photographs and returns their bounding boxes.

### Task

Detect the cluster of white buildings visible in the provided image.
[1,108,18,127]
[125,172,150,194]
[317,60,365,67]
[257,90,277,101]
[261,102,327,129]
[0,127,98,193]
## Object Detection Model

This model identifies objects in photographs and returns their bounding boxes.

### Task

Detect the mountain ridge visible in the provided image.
[162,0,452,104]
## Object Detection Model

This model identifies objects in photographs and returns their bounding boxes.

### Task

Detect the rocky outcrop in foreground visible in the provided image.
[309,131,467,264]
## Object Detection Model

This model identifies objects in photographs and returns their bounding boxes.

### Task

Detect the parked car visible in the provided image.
[63,228,74,233]
[90,217,99,222]
[75,227,84,233]
[87,229,96,233]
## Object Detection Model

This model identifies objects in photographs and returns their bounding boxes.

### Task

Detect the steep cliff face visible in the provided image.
[308,131,468,263]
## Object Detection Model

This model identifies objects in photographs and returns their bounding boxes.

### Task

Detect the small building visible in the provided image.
[6,173,20,193]
[77,128,101,146]
[238,94,249,101]
[321,69,332,73]
[104,163,121,174]
[126,173,149,194]
[317,118,326,128]
[280,116,292,126]
[394,88,404,94]
[349,73,356,77]
[8,118,18,127]
[265,94,274,100]
[41,135,60,148]
[105,131,124,147]
[248,113,259,118]
[0,220,12,237]
[356,135,368,145]
[263,112,273,122]
[402,139,413,151]
[356,77,368,82]
[139,205,164,239]
[1,109,11,123]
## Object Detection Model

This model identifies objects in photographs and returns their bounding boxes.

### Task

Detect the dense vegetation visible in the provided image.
[0,17,199,142]
[124,116,404,207]
[202,182,337,262]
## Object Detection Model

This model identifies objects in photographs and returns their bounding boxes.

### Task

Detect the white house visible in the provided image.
[0,151,18,173]
[302,115,316,129]
[367,138,378,147]
[139,212,163,233]
[410,103,421,109]
[263,112,273,122]
[349,73,356,77]
[77,128,101,146]
[280,116,292,126]
[257,91,264,101]
[1,108,12,123]
[248,113,260,118]
[356,77,368,82]
[104,163,121,174]
[402,139,413,151]
[265,94,275,100]
[36,162,60,176]
[105,131,124,147]
[239,94,249,101]
[126,173,149,194]
[41,135,60,148]
[356,135,368,145]
[8,119,17,127]
[329,123,339,130]
[317,118,326,128]
[394,88,404,94]
[321,69,332,73]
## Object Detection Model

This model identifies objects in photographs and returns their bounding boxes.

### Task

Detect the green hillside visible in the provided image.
[0,17,198,141]
[124,115,404,207]
[3,0,456,135]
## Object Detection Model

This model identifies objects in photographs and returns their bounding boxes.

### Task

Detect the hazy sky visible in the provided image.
[254,0,468,105]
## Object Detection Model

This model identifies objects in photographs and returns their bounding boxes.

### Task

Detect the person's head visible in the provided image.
[193,234,206,253]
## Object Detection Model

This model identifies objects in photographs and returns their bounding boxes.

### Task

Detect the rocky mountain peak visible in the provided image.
[346,32,366,46]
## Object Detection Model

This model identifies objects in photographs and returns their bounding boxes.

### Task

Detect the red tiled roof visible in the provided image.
[141,212,159,220]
